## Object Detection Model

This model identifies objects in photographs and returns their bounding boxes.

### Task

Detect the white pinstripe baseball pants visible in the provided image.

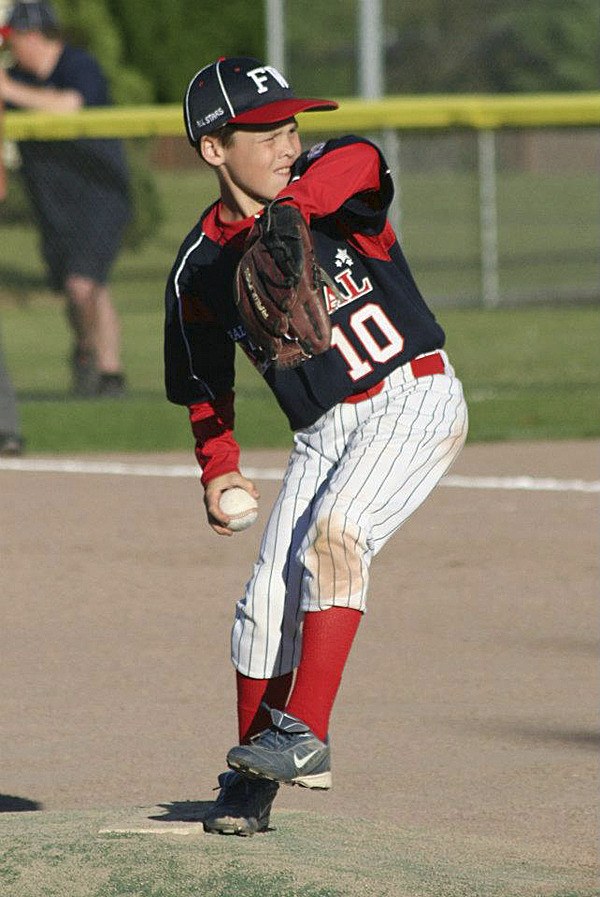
[232,351,468,679]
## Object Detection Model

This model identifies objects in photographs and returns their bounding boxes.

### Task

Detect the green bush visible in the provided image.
[123,142,164,250]
[106,0,264,103]
[52,0,154,105]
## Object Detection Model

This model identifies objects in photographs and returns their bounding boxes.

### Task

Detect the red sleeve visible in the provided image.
[277,142,382,221]
[188,391,240,487]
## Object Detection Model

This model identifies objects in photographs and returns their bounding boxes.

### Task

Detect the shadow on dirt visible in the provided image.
[0,794,42,812]
[147,801,213,823]
[465,721,600,751]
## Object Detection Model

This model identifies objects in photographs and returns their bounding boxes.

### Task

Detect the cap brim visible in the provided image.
[231,97,338,126]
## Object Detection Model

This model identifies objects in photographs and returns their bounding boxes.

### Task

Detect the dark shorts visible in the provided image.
[19,139,132,291]
[39,189,131,290]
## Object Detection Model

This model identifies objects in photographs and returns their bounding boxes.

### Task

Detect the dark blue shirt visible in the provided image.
[9,44,130,211]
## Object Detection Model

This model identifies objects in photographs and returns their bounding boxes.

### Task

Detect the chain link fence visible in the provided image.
[386,126,600,307]
[1,123,598,310]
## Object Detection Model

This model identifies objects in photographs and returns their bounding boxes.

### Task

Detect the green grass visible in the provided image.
[400,171,600,297]
[2,166,597,305]
[0,162,598,453]
[0,806,596,897]
[1,299,598,453]
[443,306,600,442]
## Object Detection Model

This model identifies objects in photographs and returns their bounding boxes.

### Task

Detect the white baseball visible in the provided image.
[219,487,258,532]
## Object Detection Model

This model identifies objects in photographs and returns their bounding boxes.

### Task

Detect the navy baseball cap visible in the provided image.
[184,56,338,145]
[6,1,59,32]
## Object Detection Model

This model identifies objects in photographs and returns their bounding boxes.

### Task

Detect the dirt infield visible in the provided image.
[1,441,598,882]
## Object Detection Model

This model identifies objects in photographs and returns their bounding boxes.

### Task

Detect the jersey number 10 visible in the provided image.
[330,302,404,381]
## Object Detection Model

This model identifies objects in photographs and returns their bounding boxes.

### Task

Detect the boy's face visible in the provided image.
[212,119,302,209]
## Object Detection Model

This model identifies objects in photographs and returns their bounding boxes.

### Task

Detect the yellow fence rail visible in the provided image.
[3,92,600,141]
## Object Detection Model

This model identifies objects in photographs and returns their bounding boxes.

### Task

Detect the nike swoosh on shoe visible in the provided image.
[293,749,321,769]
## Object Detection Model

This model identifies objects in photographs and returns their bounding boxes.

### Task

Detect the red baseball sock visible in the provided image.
[236,671,293,743]
[285,606,362,742]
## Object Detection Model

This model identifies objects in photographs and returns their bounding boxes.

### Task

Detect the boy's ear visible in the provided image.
[199,134,225,167]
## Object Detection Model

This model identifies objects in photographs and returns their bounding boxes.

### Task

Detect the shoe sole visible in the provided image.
[203,816,267,837]
[227,759,332,790]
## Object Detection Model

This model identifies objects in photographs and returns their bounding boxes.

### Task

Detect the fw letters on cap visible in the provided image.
[246,66,290,94]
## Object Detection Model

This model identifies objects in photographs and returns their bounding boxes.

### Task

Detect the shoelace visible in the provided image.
[250,726,308,750]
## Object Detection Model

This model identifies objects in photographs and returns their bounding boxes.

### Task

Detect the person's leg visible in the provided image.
[0,334,23,455]
[230,465,325,744]
[227,407,356,789]
[65,274,96,360]
[227,425,345,787]
[228,357,468,786]
[231,432,343,682]
[228,603,362,789]
[236,671,293,743]
[284,607,361,742]
[287,357,468,730]
[210,444,339,832]
[300,359,468,609]
[92,284,122,375]
[64,275,125,395]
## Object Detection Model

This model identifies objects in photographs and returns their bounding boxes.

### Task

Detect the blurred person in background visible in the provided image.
[0,1,130,398]
[0,29,23,456]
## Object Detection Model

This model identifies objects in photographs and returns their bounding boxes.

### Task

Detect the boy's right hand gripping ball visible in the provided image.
[234,200,332,369]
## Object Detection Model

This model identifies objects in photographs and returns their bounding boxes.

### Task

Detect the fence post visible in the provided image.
[382,129,402,237]
[477,129,500,307]
[265,0,286,72]
[358,0,383,99]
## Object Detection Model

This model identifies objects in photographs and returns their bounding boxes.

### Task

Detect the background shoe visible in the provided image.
[0,433,24,457]
[71,350,99,397]
[96,372,127,398]
[227,708,332,789]
[203,770,279,836]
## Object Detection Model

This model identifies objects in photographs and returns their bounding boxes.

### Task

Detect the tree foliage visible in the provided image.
[105,0,264,103]
[385,0,600,94]
[78,0,599,103]
[260,0,600,98]
[51,0,153,104]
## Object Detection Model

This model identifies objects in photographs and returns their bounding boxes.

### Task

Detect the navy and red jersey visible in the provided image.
[164,135,445,439]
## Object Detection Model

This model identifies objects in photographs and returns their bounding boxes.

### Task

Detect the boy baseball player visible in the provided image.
[164,57,468,836]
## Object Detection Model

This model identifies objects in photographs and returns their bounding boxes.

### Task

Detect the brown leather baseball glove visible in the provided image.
[234,200,332,369]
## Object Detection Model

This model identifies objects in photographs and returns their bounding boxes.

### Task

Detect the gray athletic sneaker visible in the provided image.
[202,771,279,836]
[226,708,332,790]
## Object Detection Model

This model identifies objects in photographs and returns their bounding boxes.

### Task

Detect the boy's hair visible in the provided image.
[208,124,238,148]
[196,124,237,160]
